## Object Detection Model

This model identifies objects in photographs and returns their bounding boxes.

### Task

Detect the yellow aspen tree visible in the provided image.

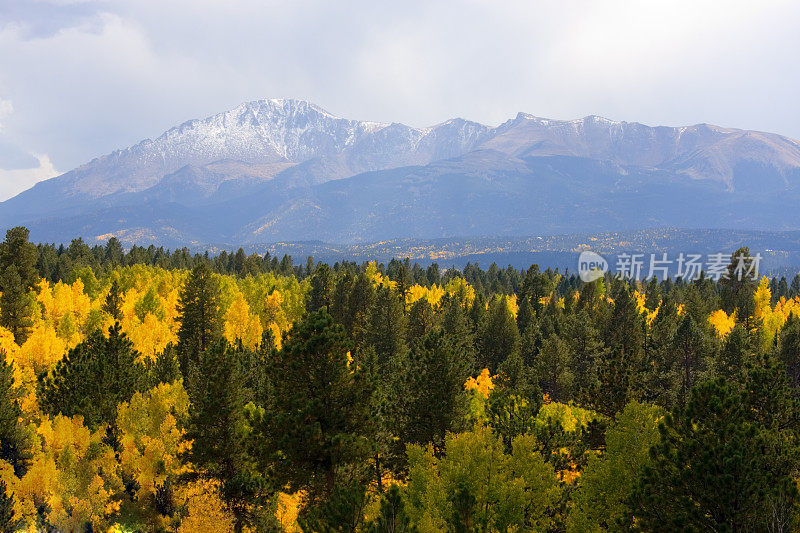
[224,292,263,350]
[444,277,476,306]
[708,309,736,338]
[14,415,123,532]
[262,289,288,330]
[17,324,66,375]
[176,479,235,533]
[116,381,190,503]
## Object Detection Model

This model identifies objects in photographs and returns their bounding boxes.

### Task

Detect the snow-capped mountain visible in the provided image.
[44,99,491,199]
[2,98,800,246]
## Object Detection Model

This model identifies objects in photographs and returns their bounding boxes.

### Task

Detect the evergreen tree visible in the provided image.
[247,311,373,500]
[401,330,471,451]
[407,298,435,342]
[367,286,408,368]
[330,270,356,329]
[0,351,28,477]
[478,295,521,373]
[0,267,32,345]
[39,324,148,429]
[366,485,416,533]
[516,293,534,334]
[629,358,800,531]
[0,227,39,288]
[640,296,681,409]
[0,223,39,344]
[145,343,181,388]
[309,263,336,312]
[0,479,18,533]
[102,279,123,321]
[672,314,710,410]
[176,262,222,374]
[104,237,124,267]
[595,284,645,415]
[780,314,800,393]
[348,272,375,351]
[716,323,751,383]
[791,274,800,298]
[183,341,262,531]
[719,247,758,315]
[534,333,574,402]
[521,265,553,312]
[298,482,369,533]
[440,294,477,370]
[563,309,606,404]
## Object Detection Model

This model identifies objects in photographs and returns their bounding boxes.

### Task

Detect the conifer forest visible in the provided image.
[1,226,800,532]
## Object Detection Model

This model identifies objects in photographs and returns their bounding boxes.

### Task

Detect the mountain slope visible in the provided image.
[3,99,800,246]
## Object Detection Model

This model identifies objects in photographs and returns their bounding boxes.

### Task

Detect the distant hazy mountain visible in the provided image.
[2,98,800,247]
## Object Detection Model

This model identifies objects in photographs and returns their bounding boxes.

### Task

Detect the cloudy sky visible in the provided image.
[1,0,798,200]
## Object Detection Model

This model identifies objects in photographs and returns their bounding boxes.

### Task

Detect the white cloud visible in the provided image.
[0,0,798,185]
[0,99,13,130]
[0,153,60,200]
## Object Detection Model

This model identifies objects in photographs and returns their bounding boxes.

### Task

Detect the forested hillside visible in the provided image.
[2,226,800,531]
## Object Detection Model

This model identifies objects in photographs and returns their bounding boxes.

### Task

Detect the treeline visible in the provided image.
[2,226,800,531]
[32,235,800,303]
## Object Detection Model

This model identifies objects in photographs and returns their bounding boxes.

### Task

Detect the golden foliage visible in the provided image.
[176,479,236,533]
[10,415,123,532]
[405,283,446,310]
[224,292,263,350]
[444,277,475,306]
[116,381,190,500]
[17,324,66,374]
[465,368,495,399]
[708,309,736,338]
[276,491,305,532]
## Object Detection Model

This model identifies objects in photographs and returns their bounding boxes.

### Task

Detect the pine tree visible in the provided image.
[0,479,18,533]
[720,247,758,315]
[366,485,416,532]
[780,314,800,393]
[595,283,645,415]
[717,323,751,383]
[672,314,710,410]
[102,279,123,321]
[176,262,222,374]
[247,311,373,500]
[521,265,553,312]
[0,266,32,345]
[563,309,606,404]
[0,222,40,344]
[183,341,261,532]
[629,357,800,531]
[104,236,124,267]
[440,293,477,371]
[516,294,534,334]
[367,286,408,368]
[39,324,148,429]
[478,295,521,373]
[309,263,336,312]
[534,333,574,402]
[298,482,368,533]
[407,298,435,342]
[145,343,181,387]
[0,351,27,477]
[348,272,375,351]
[0,227,39,288]
[401,330,471,451]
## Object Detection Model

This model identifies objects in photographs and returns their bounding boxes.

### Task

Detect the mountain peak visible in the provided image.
[5,99,800,244]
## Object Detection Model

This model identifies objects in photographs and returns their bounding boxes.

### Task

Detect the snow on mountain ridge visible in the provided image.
[12,98,800,204]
